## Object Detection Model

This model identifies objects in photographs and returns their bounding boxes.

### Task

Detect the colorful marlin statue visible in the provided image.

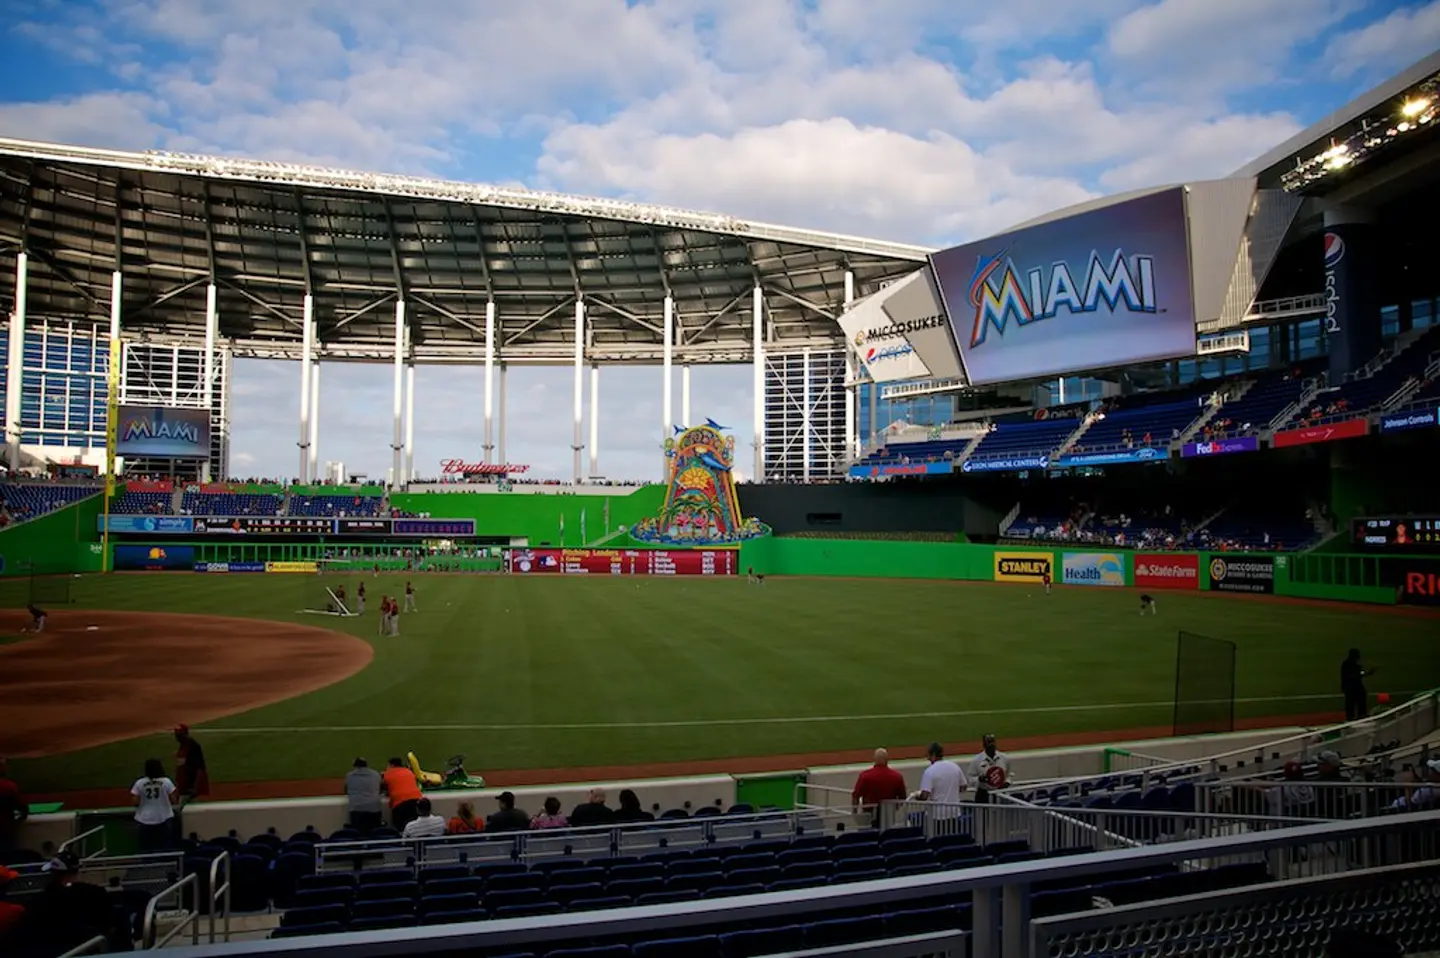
[632,422,769,546]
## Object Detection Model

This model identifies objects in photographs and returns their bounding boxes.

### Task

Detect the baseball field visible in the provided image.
[3,572,1438,803]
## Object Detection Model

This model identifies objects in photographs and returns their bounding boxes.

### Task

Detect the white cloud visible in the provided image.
[1322,1,1440,79]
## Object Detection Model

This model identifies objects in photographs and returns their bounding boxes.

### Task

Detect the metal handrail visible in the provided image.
[59,824,108,860]
[208,850,231,944]
[56,935,109,957]
[142,872,200,949]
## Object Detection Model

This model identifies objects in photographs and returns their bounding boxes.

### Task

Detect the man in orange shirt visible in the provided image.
[381,756,423,830]
[851,748,907,826]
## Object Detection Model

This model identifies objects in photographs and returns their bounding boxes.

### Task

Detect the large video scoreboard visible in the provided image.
[99,515,478,537]
[1352,516,1440,549]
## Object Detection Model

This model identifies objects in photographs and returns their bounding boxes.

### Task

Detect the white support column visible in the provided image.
[392,300,405,486]
[202,283,218,481]
[498,362,508,465]
[308,361,320,481]
[483,300,495,463]
[572,299,585,484]
[588,364,599,479]
[662,294,674,435]
[404,363,416,485]
[752,284,765,483]
[108,269,121,475]
[802,348,812,482]
[5,252,27,471]
[298,293,314,482]
[843,270,857,458]
[681,365,691,428]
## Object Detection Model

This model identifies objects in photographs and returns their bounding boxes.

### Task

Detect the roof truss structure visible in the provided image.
[0,140,930,367]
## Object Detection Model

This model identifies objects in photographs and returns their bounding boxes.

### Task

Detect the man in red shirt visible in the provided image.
[0,758,27,860]
[851,748,907,826]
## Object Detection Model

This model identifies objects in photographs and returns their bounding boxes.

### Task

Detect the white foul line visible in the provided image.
[195,692,1355,734]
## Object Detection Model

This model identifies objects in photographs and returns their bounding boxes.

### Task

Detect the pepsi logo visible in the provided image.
[1323,232,1345,269]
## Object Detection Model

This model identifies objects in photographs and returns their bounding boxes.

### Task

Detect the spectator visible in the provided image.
[1259,762,1316,817]
[1315,751,1347,782]
[173,725,209,804]
[1340,649,1371,721]
[130,758,177,852]
[487,791,530,833]
[447,801,482,835]
[19,851,120,954]
[401,798,446,839]
[0,759,26,862]
[0,865,22,950]
[569,788,614,828]
[345,758,384,833]
[530,797,569,830]
[612,789,654,824]
[851,748,907,824]
[913,742,967,833]
[1388,761,1440,812]
[381,757,423,830]
[967,734,1011,804]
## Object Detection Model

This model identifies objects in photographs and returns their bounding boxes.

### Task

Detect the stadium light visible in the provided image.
[1401,97,1431,118]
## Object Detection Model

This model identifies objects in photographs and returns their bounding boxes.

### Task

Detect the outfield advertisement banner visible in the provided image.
[1134,553,1199,589]
[1271,417,1369,449]
[506,549,737,576]
[1061,552,1125,586]
[1054,447,1166,468]
[113,545,195,571]
[193,561,266,573]
[265,561,319,574]
[993,551,1052,583]
[849,461,954,478]
[1181,436,1258,458]
[960,456,1050,473]
[1379,407,1439,432]
[1401,567,1440,606]
[1208,556,1274,594]
[98,515,196,534]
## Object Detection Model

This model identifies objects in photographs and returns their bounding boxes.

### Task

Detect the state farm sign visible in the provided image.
[1134,553,1199,590]
[440,459,530,475]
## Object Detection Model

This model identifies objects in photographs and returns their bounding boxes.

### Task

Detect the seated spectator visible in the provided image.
[852,748,906,824]
[569,788,614,828]
[487,791,530,832]
[345,758,384,833]
[530,796,568,830]
[1389,760,1440,812]
[401,798,446,838]
[447,801,482,835]
[0,865,23,950]
[17,851,121,954]
[0,759,26,863]
[612,789,654,824]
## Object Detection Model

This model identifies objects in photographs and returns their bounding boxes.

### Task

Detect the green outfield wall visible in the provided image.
[0,494,105,577]
[390,486,667,546]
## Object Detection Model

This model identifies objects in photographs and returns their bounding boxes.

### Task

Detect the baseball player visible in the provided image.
[1041,571,1051,595]
[1139,593,1157,615]
[967,734,1011,804]
[377,596,391,635]
[21,605,47,633]
[403,581,417,613]
[356,582,366,614]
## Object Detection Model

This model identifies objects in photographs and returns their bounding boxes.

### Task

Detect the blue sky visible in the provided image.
[2,0,1436,481]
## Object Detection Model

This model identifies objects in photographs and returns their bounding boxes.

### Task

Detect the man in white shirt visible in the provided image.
[968,734,1011,803]
[401,797,447,839]
[914,742,968,833]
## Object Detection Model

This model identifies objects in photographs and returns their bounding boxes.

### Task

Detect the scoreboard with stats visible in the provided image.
[1352,516,1440,548]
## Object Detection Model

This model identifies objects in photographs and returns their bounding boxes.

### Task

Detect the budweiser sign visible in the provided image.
[440,459,530,475]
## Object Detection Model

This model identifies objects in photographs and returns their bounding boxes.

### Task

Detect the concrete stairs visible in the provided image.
[951,431,990,470]
[1051,412,1099,458]
[1177,381,1252,447]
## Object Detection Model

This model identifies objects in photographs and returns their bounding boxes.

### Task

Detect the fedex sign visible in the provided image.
[929,188,1197,386]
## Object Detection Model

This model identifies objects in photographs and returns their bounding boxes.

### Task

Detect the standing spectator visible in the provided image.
[569,788,614,828]
[914,743,967,833]
[530,797,569,830]
[401,798,446,839]
[345,758,384,833]
[612,789,654,824]
[381,757,423,830]
[487,792,530,832]
[851,748,907,824]
[967,734,1011,804]
[173,725,210,803]
[0,759,26,862]
[1340,650,1372,721]
[130,759,177,852]
[447,801,482,835]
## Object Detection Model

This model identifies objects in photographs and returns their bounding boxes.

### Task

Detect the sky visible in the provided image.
[1,0,1437,482]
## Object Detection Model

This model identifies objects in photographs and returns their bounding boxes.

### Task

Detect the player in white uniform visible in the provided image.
[967,734,1011,804]
[130,758,177,851]
[22,604,47,632]
[404,581,417,613]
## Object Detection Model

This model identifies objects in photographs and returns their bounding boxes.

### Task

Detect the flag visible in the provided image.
[580,508,587,545]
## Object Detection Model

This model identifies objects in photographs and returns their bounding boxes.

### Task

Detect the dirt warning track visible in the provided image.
[0,611,372,758]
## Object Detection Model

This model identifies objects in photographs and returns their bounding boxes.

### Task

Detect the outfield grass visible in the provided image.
[6,573,1438,794]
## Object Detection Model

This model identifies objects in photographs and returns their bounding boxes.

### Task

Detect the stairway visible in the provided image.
[1177,382,1251,447]
[170,485,185,514]
[1051,412,1099,458]
[952,431,990,470]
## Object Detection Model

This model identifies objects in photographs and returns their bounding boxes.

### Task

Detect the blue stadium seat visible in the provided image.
[421,908,486,925]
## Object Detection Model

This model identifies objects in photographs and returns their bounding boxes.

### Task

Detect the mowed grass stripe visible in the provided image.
[5,573,1437,792]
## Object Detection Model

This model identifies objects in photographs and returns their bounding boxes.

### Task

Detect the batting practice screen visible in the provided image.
[1173,630,1237,737]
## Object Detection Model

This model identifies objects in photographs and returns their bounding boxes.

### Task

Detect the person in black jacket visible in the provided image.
[1341,649,1372,721]
[569,788,615,828]
[612,789,654,824]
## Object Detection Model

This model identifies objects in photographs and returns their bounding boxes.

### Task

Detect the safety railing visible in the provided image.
[1101,747,1171,773]
[156,812,1440,958]
[142,872,200,949]
[59,824,108,860]
[315,807,848,875]
[209,850,232,944]
[4,849,186,897]
[1197,779,1438,821]
[56,936,110,957]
